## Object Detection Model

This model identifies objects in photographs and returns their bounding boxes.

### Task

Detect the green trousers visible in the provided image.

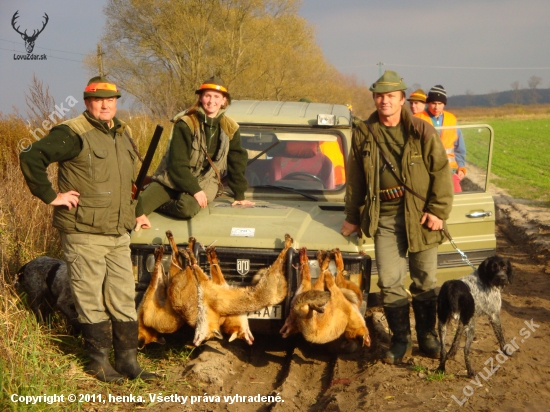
[61,232,137,324]
[374,209,438,308]
[135,179,219,219]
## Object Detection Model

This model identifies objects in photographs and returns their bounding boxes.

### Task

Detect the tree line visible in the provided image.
[87,0,375,118]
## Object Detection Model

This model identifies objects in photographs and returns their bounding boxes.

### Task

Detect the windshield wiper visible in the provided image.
[253,184,319,201]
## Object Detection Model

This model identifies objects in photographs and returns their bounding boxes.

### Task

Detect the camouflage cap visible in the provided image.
[195,76,231,102]
[83,76,121,99]
[369,70,407,93]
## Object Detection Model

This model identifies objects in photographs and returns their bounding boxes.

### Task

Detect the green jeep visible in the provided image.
[130,100,496,331]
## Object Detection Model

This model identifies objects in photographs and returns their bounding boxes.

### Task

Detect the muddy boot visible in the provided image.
[382,304,412,364]
[412,297,440,359]
[112,321,160,382]
[80,321,125,383]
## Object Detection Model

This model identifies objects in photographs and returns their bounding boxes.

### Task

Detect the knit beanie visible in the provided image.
[407,89,427,102]
[426,85,447,105]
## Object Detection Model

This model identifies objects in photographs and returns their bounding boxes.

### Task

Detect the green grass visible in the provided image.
[465,118,550,203]
[410,365,449,381]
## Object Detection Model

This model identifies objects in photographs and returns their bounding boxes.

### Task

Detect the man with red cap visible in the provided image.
[135,76,254,230]
[20,76,158,382]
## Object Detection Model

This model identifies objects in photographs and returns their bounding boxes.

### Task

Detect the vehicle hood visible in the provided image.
[130,198,370,253]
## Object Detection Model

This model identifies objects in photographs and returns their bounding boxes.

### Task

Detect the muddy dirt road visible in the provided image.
[135,196,550,412]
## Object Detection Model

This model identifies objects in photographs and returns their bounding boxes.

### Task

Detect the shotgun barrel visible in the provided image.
[133,124,164,200]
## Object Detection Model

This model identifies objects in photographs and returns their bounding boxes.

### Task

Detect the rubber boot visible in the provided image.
[80,321,125,383]
[382,304,412,364]
[112,321,160,381]
[412,297,441,359]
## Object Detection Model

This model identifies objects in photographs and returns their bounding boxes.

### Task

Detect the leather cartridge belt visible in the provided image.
[379,185,405,201]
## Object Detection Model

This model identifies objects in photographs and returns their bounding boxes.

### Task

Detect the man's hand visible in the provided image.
[134,214,151,232]
[420,212,443,231]
[232,199,255,207]
[341,220,361,237]
[49,191,80,210]
[457,170,465,180]
[194,191,208,208]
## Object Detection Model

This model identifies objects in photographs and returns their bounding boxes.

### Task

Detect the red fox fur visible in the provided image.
[290,248,371,346]
[189,234,292,346]
[333,248,363,307]
[206,246,254,345]
[137,245,185,347]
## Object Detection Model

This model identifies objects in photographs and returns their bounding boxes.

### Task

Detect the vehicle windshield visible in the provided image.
[237,127,346,191]
[436,124,493,194]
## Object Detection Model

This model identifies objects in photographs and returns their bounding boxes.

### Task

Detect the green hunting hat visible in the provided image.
[369,70,407,93]
[83,76,121,99]
[195,76,231,102]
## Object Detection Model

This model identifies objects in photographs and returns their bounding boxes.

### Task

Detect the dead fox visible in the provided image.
[188,234,292,346]
[206,246,254,345]
[333,248,363,307]
[291,248,371,347]
[137,246,185,347]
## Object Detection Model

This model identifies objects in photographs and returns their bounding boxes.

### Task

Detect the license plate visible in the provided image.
[247,305,282,319]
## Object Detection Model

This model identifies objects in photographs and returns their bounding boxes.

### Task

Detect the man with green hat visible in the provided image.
[134,75,253,230]
[341,70,453,364]
[20,76,158,383]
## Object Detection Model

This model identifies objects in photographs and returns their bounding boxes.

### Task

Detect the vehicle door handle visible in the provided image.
[466,211,492,218]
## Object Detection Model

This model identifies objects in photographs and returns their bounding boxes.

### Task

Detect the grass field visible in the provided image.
[463,117,550,203]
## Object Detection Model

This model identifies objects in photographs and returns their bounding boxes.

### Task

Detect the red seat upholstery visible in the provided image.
[270,142,335,189]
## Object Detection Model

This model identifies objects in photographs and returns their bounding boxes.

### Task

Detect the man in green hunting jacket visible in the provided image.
[341,70,453,364]
[19,76,157,383]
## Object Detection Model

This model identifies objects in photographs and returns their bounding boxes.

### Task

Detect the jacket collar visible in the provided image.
[84,110,121,134]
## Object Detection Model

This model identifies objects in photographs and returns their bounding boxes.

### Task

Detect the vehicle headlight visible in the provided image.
[317,114,336,126]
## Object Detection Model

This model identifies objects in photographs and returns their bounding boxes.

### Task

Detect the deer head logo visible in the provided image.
[11,11,49,54]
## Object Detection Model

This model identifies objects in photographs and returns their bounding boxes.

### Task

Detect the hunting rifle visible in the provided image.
[132,124,164,200]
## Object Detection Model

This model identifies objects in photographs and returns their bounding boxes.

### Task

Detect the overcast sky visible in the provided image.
[1,0,549,115]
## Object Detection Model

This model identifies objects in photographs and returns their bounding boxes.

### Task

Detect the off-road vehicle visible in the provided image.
[130,100,496,331]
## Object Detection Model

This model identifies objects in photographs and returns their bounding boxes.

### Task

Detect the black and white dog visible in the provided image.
[16,256,80,334]
[436,255,513,377]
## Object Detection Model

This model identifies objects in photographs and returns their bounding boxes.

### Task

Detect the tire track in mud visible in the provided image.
[178,322,387,411]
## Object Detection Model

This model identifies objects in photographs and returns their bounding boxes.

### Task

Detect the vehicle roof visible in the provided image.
[225,100,351,127]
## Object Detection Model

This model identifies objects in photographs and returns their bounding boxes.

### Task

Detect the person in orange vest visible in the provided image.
[414,85,466,192]
[407,89,427,115]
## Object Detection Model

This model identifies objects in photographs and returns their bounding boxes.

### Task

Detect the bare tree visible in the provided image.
[510,81,522,104]
[24,73,55,128]
[486,89,498,107]
[528,75,542,104]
